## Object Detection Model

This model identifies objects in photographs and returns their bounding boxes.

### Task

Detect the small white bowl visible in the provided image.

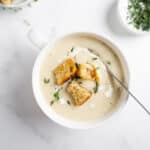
[117,0,150,35]
[0,0,32,9]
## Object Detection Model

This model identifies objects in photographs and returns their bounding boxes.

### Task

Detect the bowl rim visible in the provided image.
[32,32,130,129]
[117,0,150,35]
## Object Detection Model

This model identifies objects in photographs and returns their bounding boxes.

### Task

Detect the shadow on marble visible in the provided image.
[105,0,136,37]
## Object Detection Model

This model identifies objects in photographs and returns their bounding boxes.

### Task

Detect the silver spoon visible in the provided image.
[88,48,150,116]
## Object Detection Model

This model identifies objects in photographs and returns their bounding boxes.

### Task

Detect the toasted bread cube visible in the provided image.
[1,0,12,4]
[67,81,92,106]
[76,63,99,82]
[54,58,77,85]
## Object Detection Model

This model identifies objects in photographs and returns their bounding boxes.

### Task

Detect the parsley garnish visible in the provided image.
[70,47,74,52]
[53,88,62,101]
[93,82,99,93]
[67,100,71,105]
[67,47,74,56]
[43,78,50,84]
[51,88,62,106]
[53,90,60,101]
[53,91,60,101]
[92,57,98,60]
[106,61,111,65]
[50,100,54,106]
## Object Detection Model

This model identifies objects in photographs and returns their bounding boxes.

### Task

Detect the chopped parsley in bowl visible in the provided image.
[118,0,150,34]
[127,0,150,31]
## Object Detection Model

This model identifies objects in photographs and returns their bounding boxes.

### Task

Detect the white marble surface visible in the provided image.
[0,0,150,149]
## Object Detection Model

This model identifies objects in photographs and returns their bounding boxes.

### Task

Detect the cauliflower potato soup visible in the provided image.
[39,34,125,123]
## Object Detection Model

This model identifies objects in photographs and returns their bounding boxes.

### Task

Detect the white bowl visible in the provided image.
[0,0,31,9]
[117,0,150,35]
[32,32,130,130]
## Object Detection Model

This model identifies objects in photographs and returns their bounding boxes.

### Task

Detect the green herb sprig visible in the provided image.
[93,82,99,93]
[50,88,62,106]
[43,78,50,84]
[67,100,71,105]
[70,47,74,52]
[53,88,62,101]
[53,91,60,101]
[92,57,98,60]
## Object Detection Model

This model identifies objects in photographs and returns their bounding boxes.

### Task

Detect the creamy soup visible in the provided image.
[39,34,124,123]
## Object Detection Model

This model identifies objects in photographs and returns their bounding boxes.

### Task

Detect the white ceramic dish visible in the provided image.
[0,0,31,9]
[31,32,130,129]
[117,0,150,35]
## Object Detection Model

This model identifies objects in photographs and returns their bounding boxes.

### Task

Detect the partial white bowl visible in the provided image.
[117,0,150,35]
[0,0,32,9]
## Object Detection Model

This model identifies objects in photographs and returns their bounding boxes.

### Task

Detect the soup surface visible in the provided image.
[39,34,124,123]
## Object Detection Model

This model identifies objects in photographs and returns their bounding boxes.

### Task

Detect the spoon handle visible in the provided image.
[87,48,150,115]
[108,68,150,116]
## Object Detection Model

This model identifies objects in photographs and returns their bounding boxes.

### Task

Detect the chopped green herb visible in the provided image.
[92,57,98,60]
[53,88,62,101]
[53,92,60,101]
[127,0,150,31]
[51,88,63,105]
[67,47,74,56]
[106,61,111,65]
[93,82,99,93]
[70,47,74,52]
[67,100,71,105]
[44,78,50,84]
[50,100,54,106]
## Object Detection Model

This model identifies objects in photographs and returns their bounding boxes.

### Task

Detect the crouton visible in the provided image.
[67,80,92,106]
[1,0,12,4]
[76,63,99,82]
[54,58,77,85]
